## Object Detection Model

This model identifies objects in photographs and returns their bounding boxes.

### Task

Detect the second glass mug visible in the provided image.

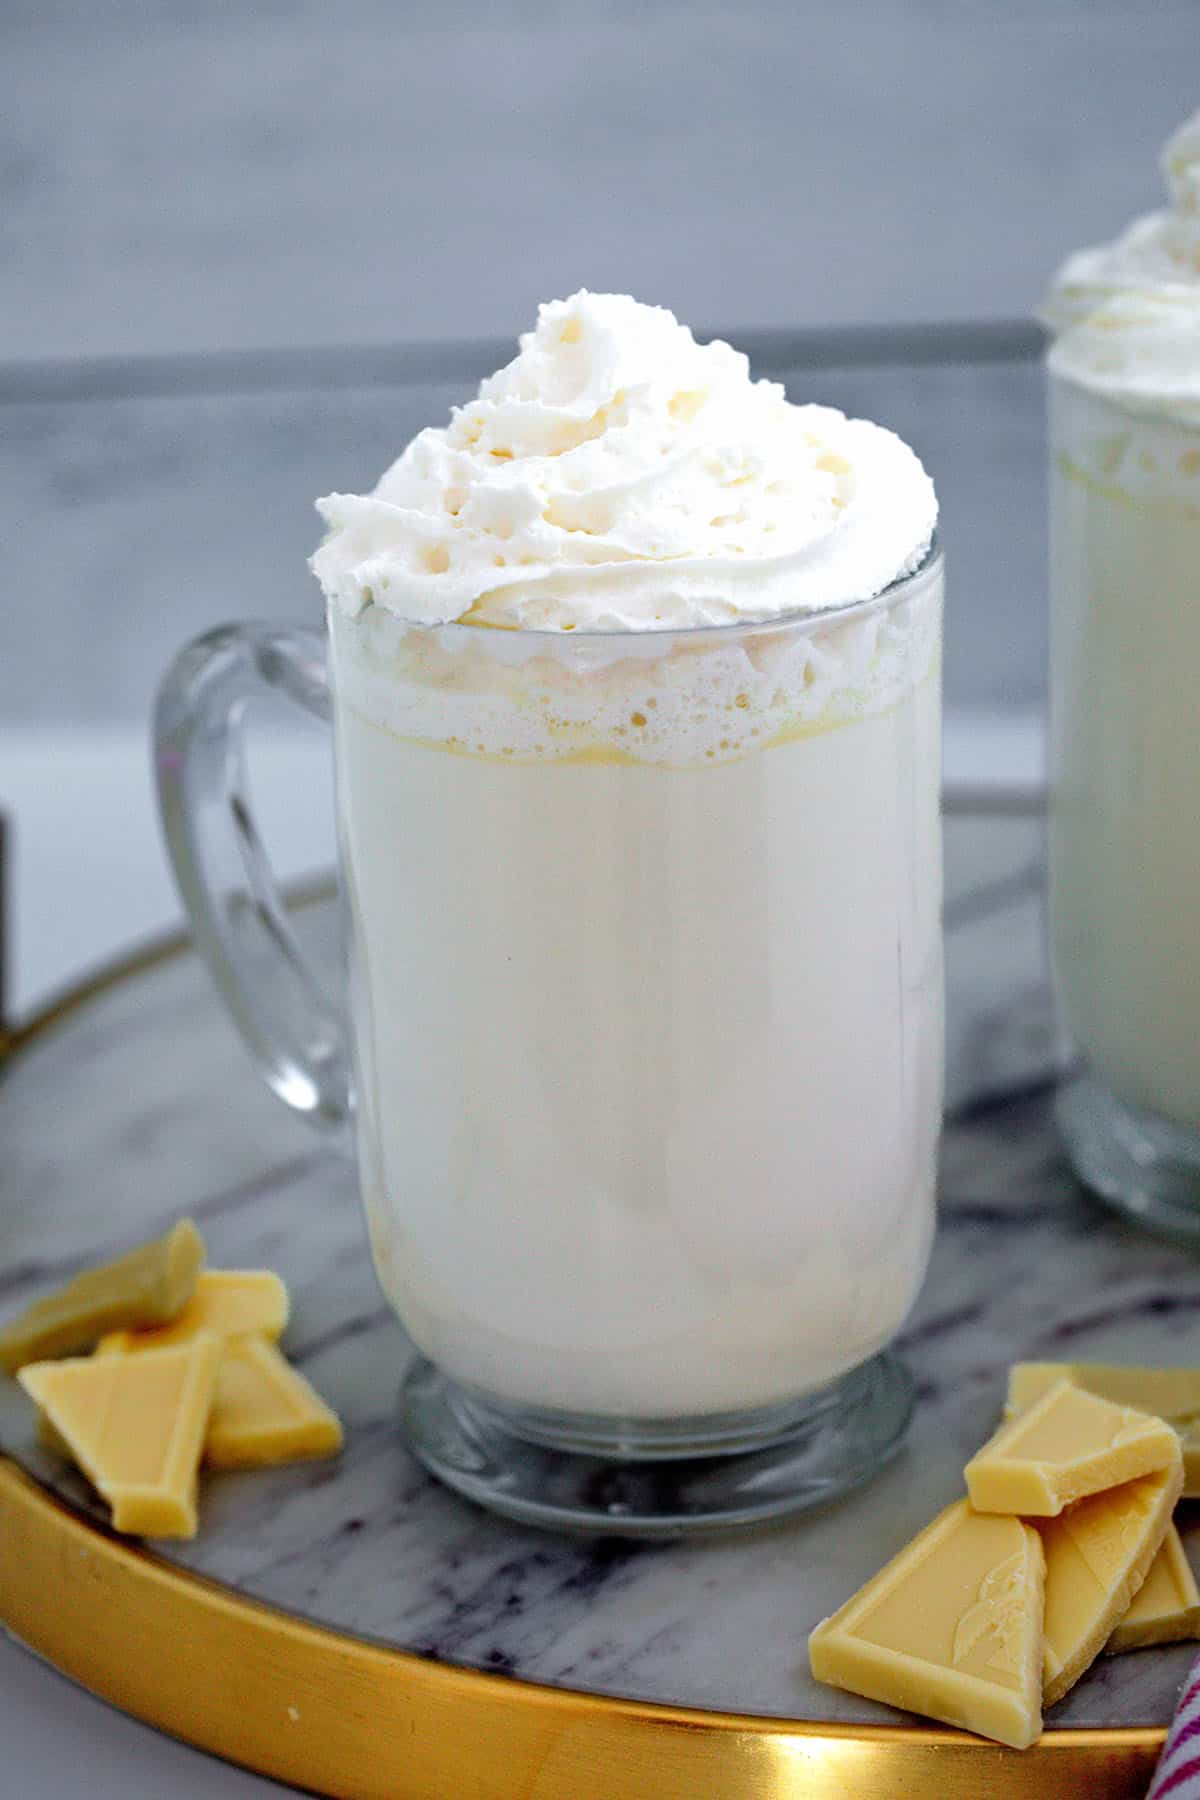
[155,544,945,1534]
[1048,368,1200,1238]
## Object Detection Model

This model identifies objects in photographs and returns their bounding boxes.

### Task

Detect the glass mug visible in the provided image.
[1049,369,1200,1239]
[155,545,944,1534]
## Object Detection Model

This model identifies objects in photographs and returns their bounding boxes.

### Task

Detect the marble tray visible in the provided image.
[0,815,1195,1797]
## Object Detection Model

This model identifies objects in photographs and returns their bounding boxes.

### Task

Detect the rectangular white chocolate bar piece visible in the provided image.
[1008,1363,1200,1498]
[205,1336,343,1468]
[966,1378,1181,1517]
[809,1500,1045,1750]
[0,1219,204,1371]
[98,1269,289,1354]
[1040,1462,1182,1704]
[1107,1525,1200,1654]
[20,1334,221,1538]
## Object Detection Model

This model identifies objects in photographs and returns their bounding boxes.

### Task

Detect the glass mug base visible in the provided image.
[399,1351,915,1538]
[1057,1074,1200,1243]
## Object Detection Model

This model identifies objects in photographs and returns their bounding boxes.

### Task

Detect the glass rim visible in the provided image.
[332,535,943,647]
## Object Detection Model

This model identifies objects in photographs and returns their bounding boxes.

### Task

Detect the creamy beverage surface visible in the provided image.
[1044,117,1200,1134]
[313,294,943,1418]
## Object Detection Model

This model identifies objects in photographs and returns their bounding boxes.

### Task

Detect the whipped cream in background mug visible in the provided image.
[157,293,946,1532]
[1043,114,1200,1236]
[1044,110,1200,420]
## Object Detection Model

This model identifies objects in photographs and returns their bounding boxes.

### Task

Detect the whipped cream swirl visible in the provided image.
[1043,111,1200,422]
[312,292,937,632]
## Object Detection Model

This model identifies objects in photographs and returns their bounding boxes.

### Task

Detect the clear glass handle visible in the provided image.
[153,622,350,1135]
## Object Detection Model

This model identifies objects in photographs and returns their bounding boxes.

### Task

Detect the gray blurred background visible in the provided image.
[1,2,1196,1001]
[5,0,1196,358]
[3,0,1195,724]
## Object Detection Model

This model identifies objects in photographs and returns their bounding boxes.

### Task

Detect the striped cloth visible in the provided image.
[1148,1657,1200,1798]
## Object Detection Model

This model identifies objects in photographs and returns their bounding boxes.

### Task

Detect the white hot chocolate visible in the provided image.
[1044,115,1200,1133]
[314,293,943,1419]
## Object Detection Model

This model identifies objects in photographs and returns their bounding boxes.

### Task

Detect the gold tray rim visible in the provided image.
[0,906,1170,1798]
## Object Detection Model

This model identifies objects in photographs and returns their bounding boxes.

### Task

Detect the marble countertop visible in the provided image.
[4,808,1199,1797]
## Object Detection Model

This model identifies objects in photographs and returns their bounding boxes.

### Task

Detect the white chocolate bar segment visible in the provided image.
[809,1500,1045,1750]
[966,1378,1181,1517]
[204,1336,343,1469]
[97,1269,289,1355]
[0,1219,204,1371]
[19,1334,221,1539]
[1007,1362,1200,1498]
[1040,1462,1182,1704]
[1107,1525,1200,1654]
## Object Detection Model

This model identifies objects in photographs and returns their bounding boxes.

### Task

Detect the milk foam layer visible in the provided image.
[1043,111,1200,423]
[333,557,940,768]
[312,291,937,632]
